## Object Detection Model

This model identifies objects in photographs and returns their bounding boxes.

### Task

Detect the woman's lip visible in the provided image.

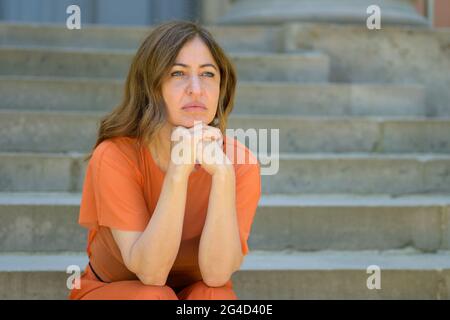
[182,106,207,111]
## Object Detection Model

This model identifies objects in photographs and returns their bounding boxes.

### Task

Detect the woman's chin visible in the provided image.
[180,118,211,128]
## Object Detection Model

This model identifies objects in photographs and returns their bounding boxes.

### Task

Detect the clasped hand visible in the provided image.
[170,122,232,175]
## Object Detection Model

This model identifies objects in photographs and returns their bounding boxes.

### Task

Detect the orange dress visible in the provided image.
[68,135,261,300]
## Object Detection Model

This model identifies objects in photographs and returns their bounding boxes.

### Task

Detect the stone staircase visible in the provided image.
[0,21,449,299]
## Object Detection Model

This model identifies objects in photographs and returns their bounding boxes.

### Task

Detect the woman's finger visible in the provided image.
[187,125,222,142]
[202,126,222,140]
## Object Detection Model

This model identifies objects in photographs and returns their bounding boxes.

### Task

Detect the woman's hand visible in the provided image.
[195,124,233,176]
[168,125,201,175]
[168,122,233,176]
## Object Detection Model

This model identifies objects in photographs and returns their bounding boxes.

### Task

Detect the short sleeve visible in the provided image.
[78,142,150,232]
[235,156,262,256]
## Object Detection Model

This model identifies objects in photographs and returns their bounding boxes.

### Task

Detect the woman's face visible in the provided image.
[161,36,221,129]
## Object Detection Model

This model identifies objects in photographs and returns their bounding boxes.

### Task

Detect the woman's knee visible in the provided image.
[184,280,237,300]
[132,283,179,300]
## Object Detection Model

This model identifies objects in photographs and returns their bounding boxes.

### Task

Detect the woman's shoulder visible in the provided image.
[89,136,143,174]
[92,136,139,158]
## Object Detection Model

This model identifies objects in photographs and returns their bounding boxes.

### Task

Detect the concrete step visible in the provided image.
[283,23,450,117]
[261,153,450,195]
[0,22,284,52]
[0,250,449,299]
[230,115,450,154]
[0,76,426,116]
[0,46,329,83]
[0,192,449,253]
[0,110,449,154]
[0,151,449,194]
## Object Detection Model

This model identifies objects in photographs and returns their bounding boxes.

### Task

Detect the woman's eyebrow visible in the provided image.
[173,62,218,71]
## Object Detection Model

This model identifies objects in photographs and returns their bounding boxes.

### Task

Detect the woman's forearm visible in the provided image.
[198,168,243,287]
[130,166,190,285]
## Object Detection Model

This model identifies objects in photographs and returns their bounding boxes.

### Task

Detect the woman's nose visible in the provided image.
[187,75,202,95]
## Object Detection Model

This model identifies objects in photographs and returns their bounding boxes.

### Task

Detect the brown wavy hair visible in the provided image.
[83,20,237,162]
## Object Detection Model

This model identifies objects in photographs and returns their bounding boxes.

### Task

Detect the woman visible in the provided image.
[69,20,261,300]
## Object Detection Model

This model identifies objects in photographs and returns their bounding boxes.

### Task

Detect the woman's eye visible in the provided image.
[171,71,215,77]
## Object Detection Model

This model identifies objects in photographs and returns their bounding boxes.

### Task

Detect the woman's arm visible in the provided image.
[198,167,244,287]
[111,165,190,286]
